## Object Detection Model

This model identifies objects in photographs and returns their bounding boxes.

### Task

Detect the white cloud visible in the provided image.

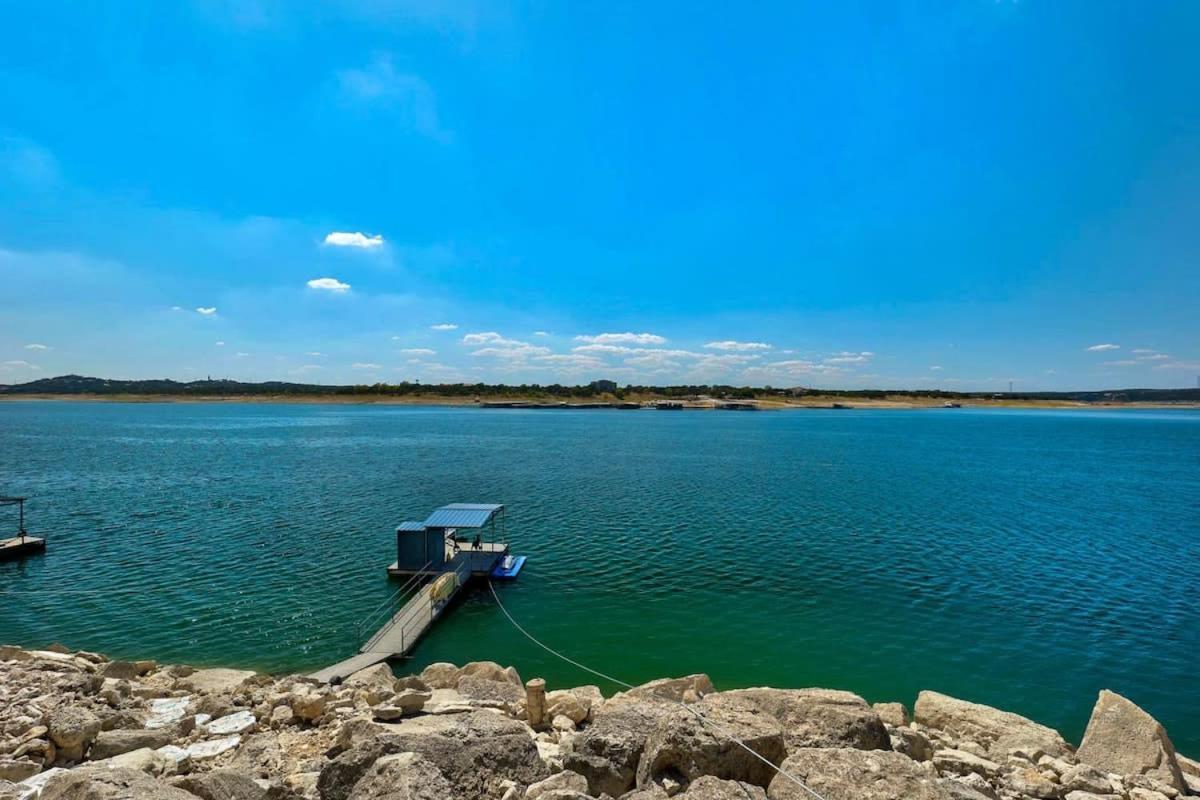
[574,332,667,345]
[462,331,529,346]
[1154,360,1200,371]
[534,353,604,368]
[1132,348,1155,354]
[323,231,384,249]
[1138,354,1170,361]
[352,362,382,369]
[573,343,636,355]
[294,364,323,373]
[1085,343,1119,352]
[306,277,351,293]
[24,343,49,350]
[236,352,250,358]
[196,307,217,316]
[471,345,551,359]
[400,348,436,356]
[215,341,225,346]
[929,365,943,371]
[1103,360,1138,367]
[430,323,458,331]
[305,351,325,357]
[533,331,550,337]
[823,351,874,365]
[2,360,37,369]
[704,340,772,352]
[170,306,185,312]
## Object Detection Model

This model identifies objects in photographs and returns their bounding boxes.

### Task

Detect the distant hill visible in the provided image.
[1,374,1199,403]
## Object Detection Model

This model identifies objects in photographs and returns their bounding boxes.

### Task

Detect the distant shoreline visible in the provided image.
[1,393,1196,410]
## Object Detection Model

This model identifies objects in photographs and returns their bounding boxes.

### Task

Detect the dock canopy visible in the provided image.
[422,503,504,529]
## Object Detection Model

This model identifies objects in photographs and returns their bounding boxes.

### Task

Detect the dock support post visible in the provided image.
[526,678,546,729]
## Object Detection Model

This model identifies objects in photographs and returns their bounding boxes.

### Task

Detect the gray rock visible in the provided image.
[456,676,524,709]
[931,749,1001,780]
[913,691,1070,760]
[345,752,454,800]
[938,774,998,800]
[1076,690,1184,791]
[767,748,952,800]
[1060,763,1113,795]
[47,707,102,762]
[890,727,934,762]
[1003,767,1060,799]
[0,761,39,783]
[636,699,786,791]
[89,729,172,760]
[563,704,678,797]
[678,775,768,799]
[171,768,274,800]
[709,688,889,751]
[98,662,139,681]
[39,767,198,800]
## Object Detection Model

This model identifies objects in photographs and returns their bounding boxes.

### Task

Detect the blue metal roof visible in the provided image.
[396,521,425,532]
[422,503,504,529]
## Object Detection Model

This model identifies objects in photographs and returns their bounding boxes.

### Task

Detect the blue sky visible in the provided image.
[2,1,1198,390]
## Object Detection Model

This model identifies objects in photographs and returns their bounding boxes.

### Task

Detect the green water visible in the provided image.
[1,402,1197,752]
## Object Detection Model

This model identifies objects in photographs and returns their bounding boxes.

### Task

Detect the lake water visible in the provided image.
[1,401,1197,752]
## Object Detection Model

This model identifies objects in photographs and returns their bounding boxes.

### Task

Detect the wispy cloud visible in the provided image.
[215,341,225,347]
[305,351,325,357]
[704,340,771,352]
[1,360,38,370]
[236,352,251,358]
[930,365,943,371]
[335,54,448,142]
[196,307,218,316]
[352,362,382,370]
[533,331,550,337]
[24,343,49,350]
[574,332,667,345]
[1103,360,1138,367]
[1154,360,1200,371]
[400,348,436,356]
[323,231,384,249]
[430,323,458,331]
[1085,343,1119,352]
[823,351,874,364]
[306,277,352,293]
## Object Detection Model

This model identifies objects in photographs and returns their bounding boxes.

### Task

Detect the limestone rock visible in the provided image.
[47,707,102,762]
[186,735,242,760]
[767,748,953,800]
[932,749,1000,780]
[938,775,998,800]
[913,691,1070,760]
[873,703,909,728]
[1003,766,1061,798]
[144,696,192,729]
[635,699,786,791]
[613,675,714,705]
[456,675,524,709]
[39,766,197,800]
[205,710,258,736]
[178,668,257,695]
[345,664,396,693]
[563,703,678,797]
[525,770,588,799]
[0,760,38,783]
[171,768,274,800]
[85,746,170,776]
[526,679,548,728]
[1060,763,1113,795]
[678,775,768,799]
[890,727,934,762]
[89,729,171,760]
[1076,690,1184,791]
[417,663,462,690]
[460,661,522,687]
[545,691,589,725]
[708,688,889,751]
[344,752,454,800]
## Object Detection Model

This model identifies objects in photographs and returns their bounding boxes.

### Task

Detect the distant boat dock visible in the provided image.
[310,503,523,683]
[0,496,45,562]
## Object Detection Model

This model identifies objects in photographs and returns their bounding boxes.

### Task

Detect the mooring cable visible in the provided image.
[487,578,830,800]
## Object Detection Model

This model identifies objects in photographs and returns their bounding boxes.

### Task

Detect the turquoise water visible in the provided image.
[1,402,1197,753]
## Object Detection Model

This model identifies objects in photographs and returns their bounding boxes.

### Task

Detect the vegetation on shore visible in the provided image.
[2,374,1199,406]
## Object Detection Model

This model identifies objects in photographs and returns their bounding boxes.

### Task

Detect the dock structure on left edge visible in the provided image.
[0,496,45,562]
[309,503,526,684]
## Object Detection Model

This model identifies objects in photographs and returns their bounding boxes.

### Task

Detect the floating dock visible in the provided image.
[310,503,521,684]
[0,497,43,562]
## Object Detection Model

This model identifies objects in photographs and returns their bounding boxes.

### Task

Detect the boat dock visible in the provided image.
[0,497,44,562]
[310,503,523,684]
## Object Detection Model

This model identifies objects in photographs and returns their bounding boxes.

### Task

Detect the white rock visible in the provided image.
[145,696,191,729]
[155,745,191,766]
[204,710,256,736]
[185,735,241,760]
[194,713,212,727]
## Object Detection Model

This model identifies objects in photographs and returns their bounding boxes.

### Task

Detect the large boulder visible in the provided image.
[89,728,172,760]
[610,675,715,706]
[347,752,454,800]
[455,675,524,710]
[319,711,546,800]
[709,689,889,751]
[172,768,277,800]
[767,748,953,800]
[40,767,198,800]
[459,661,522,687]
[418,663,462,689]
[913,691,1070,759]
[525,770,589,799]
[562,702,677,797]
[47,706,102,762]
[635,698,786,791]
[1075,690,1184,791]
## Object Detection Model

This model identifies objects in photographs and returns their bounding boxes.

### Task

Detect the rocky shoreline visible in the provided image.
[1,644,1196,800]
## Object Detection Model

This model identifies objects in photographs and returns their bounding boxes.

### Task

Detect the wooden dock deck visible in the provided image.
[0,536,45,561]
[310,550,497,684]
